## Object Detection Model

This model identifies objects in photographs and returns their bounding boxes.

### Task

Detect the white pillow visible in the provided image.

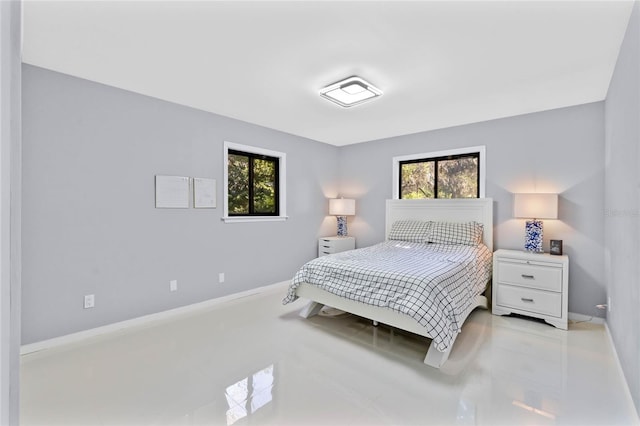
[388,220,433,243]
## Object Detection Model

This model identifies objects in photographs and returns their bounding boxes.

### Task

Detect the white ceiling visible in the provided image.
[22,1,634,146]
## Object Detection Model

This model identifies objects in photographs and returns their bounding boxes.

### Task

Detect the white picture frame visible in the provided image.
[155,175,190,208]
[193,177,216,208]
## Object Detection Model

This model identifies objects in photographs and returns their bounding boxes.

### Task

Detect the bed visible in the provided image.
[283,198,493,368]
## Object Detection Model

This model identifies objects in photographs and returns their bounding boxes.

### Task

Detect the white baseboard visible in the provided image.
[21,280,291,356]
[604,321,640,422]
[568,312,605,325]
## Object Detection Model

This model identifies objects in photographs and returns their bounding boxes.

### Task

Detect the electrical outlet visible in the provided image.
[608,296,612,313]
[219,273,225,283]
[170,280,178,292]
[84,294,95,309]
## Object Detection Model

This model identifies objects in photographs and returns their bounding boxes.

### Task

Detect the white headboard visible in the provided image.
[385,198,494,251]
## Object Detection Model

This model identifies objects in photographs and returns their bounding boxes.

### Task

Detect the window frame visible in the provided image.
[392,146,486,200]
[223,141,287,223]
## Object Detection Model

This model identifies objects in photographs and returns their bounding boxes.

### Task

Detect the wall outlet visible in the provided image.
[170,279,178,292]
[218,273,225,283]
[84,294,95,309]
[608,296,612,313]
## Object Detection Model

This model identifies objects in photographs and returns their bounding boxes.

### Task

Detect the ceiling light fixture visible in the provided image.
[319,76,382,108]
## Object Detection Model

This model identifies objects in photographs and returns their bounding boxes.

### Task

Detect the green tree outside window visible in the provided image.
[228,150,279,215]
[400,154,479,199]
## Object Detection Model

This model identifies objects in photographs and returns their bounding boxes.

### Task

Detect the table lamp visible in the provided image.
[329,198,355,237]
[514,193,558,253]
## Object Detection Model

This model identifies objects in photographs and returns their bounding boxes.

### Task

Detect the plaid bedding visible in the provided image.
[283,241,492,352]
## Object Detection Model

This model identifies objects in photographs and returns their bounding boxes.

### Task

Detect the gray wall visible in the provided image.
[0,1,21,424]
[604,0,640,414]
[22,65,339,344]
[339,102,606,318]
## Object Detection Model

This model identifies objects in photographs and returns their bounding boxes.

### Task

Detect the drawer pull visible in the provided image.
[521,274,535,279]
[323,245,330,248]
[521,297,534,303]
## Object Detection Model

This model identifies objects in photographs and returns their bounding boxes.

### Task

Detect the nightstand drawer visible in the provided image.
[318,237,355,257]
[497,261,562,292]
[318,239,348,254]
[318,241,338,254]
[496,284,562,318]
[318,249,334,257]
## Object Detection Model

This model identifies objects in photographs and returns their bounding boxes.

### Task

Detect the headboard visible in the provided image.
[385,198,494,251]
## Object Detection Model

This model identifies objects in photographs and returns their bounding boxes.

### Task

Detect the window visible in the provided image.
[228,150,279,215]
[223,142,287,223]
[392,146,485,199]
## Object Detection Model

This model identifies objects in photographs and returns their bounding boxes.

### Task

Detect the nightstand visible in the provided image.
[318,236,355,257]
[492,249,569,330]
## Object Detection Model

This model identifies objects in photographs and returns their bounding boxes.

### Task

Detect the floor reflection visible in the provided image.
[512,399,556,420]
[456,398,477,425]
[225,364,274,425]
[488,314,567,424]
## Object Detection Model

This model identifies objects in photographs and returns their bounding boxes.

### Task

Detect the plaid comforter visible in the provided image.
[283,241,492,351]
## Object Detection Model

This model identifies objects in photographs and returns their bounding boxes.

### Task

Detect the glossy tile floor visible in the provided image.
[21,284,639,426]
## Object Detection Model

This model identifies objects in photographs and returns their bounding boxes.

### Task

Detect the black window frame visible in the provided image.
[399,152,480,199]
[228,149,280,216]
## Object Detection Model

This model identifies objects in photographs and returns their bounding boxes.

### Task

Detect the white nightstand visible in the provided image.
[492,249,569,330]
[318,236,355,257]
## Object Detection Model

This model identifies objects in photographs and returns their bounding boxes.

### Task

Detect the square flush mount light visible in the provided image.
[319,76,382,108]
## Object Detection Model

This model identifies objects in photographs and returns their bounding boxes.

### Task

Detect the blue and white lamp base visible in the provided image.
[336,216,348,237]
[524,220,544,253]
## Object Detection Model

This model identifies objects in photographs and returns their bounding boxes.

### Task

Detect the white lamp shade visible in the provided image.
[514,193,558,219]
[329,198,355,216]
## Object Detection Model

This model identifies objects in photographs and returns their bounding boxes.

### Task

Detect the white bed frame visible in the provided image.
[295,198,493,368]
